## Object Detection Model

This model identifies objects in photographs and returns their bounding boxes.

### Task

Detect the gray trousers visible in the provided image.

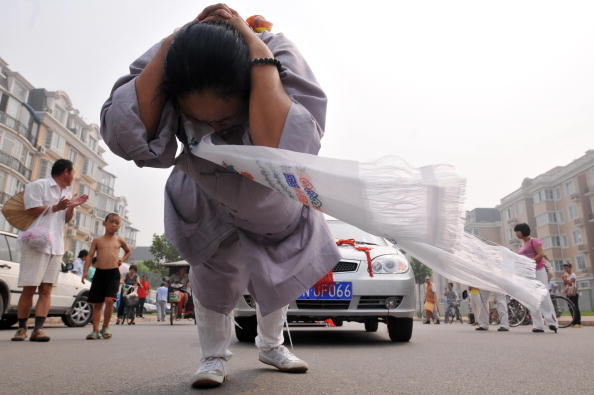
[156,300,167,321]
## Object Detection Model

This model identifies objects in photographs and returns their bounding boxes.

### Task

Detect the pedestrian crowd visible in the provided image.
[423,222,583,331]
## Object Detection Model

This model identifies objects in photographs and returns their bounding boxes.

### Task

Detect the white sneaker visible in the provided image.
[259,346,309,373]
[191,357,227,388]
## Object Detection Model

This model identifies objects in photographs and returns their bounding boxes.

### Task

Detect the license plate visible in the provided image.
[297,282,353,300]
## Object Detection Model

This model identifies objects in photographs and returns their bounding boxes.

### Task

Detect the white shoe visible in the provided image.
[259,345,309,373]
[191,357,227,388]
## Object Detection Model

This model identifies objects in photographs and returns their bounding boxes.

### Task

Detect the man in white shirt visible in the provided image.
[11,159,88,342]
[156,282,169,322]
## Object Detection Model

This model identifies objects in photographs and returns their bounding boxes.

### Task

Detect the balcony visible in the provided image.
[96,182,114,196]
[570,193,580,201]
[0,150,32,179]
[574,218,584,226]
[577,244,588,252]
[0,111,38,146]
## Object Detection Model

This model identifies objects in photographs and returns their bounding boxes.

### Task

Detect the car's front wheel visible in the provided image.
[235,316,257,342]
[62,295,93,327]
[387,317,413,342]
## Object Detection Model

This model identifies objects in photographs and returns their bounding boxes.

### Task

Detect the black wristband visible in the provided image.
[251,57,282,73]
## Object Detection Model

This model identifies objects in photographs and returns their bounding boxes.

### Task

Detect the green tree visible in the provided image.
[410,257,432,285]
[410,257,432,316]
[149,233,182,264]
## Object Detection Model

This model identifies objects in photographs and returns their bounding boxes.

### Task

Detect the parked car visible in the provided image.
[0,231,93,328]
[143,302,157,314]
[234,219,416,342]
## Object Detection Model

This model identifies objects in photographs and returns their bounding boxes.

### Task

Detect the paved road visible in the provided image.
[1,320,592,394]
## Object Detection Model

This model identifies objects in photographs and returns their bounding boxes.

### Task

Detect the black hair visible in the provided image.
[78,249,88,258]
[105,213,120,221]
[161,282,167,287]
[51,159,73,177]
[163,21,251,103]
[448,283,453,287]
[513,223,531,237]
[129,264,138,272]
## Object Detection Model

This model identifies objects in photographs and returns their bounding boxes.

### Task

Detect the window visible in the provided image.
[7,176,23,195]
[505,207,514,220]
[516,202,525,216]
[507,228,515,241]
[0,235,10,261]
[0,171,5,191]
[69,147,78,163]
[45,130,65,154]
[39,159,50,178]
[536,211,564,226]
[572,230,583,245]
[552,260,565,272]
[576,255,587,271]
[5,97,20,119]
[5,234,20,262]
[568,205,580,220]
[89,137,97,151]
[543,235,568,249]
[81,128,88,143]
[83,159,96,177]
[53,106,66,124]
[11,81,28,102]
[1,131,17,156]
[533,188,560,203]
[565,180,576,196]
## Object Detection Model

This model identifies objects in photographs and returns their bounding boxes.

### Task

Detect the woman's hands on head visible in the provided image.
[195,4,271,57]
[197,4,251,38]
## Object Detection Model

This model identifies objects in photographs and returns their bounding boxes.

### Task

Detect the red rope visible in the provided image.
[336,239,374,277]
[313,239,375,293]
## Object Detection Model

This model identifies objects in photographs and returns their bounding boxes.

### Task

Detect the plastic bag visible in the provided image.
[18,208,54,252]
[191,135,548,311]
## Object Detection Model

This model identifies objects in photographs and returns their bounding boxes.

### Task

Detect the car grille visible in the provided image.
[357,296,403,309]
[296,300,351,309]
[332,261,359,273]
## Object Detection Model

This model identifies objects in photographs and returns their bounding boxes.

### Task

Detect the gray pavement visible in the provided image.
[1,320,593,394]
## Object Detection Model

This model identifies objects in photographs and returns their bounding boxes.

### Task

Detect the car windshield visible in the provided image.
[326,220,387,246]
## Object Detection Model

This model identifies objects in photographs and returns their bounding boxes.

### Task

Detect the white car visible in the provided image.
[234,219,416,342]
[0,231,93,328]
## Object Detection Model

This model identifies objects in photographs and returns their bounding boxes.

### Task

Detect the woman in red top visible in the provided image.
[514,223,558,333]
[137,275,150,318]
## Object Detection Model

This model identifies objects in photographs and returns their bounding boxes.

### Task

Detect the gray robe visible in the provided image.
[100,31,340,315]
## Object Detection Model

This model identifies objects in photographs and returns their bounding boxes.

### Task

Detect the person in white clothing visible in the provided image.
[11,159,88,342]
[514,223,558,333]
[156,283,169,322]
[475,291,509,332]
[70,249,88,277]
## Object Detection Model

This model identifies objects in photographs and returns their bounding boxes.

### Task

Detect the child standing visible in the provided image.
[83,213,131,339]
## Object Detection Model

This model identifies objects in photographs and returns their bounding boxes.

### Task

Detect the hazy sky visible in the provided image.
[1,0,593,245]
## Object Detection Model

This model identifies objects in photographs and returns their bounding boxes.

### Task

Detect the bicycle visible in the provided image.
[506,294,577,328]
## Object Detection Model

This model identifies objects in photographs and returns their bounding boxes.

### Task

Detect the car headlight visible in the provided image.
[371,255,409,274]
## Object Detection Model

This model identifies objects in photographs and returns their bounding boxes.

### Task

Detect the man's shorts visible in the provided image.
[17,245,63,287]
[88,268,120,303]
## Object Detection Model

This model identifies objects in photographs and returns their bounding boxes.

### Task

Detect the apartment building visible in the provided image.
[464,208,502,245]
[495,150,594,311]
[0,57,138,259]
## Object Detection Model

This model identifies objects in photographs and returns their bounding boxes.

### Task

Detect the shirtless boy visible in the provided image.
[83,213,131,339]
